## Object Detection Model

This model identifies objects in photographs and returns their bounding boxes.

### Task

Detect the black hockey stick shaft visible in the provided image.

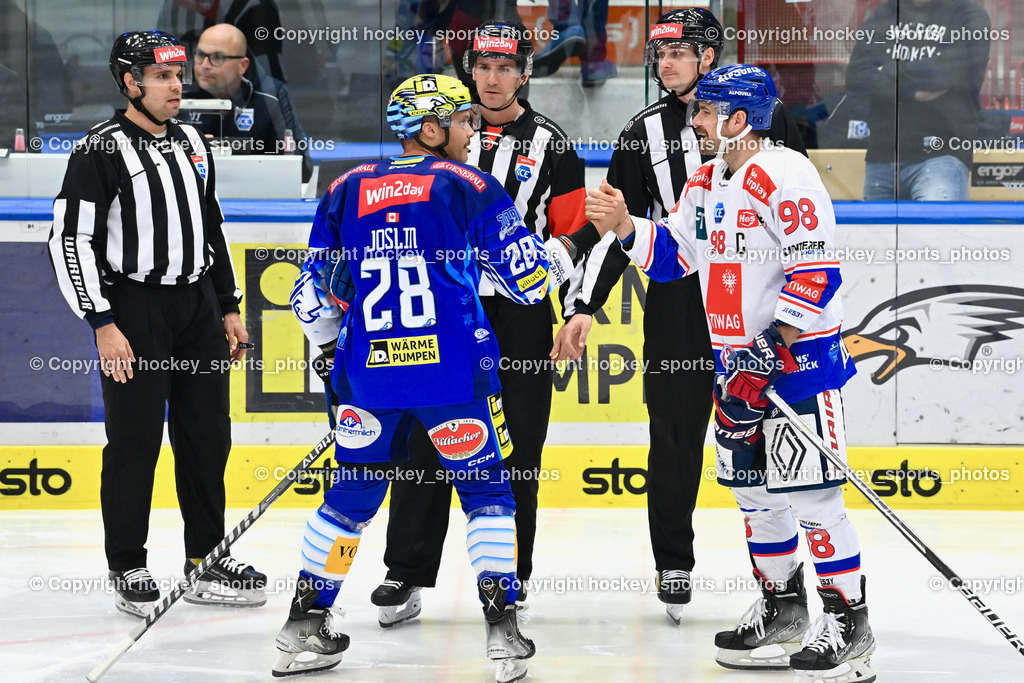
[764,388,1024,657]
[86,430,337,681]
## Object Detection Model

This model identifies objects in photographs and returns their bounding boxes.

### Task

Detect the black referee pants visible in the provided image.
[382,295,553,586]
[643,276,715,573]
[100,277,232,572]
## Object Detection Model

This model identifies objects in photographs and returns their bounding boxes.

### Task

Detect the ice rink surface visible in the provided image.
[3,506,1023,682]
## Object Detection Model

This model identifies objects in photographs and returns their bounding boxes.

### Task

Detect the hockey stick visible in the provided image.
[86,429,337,682]
[764,387,1024,658]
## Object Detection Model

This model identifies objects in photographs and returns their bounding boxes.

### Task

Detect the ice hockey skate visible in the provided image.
[790,577,876,683]
[272,577,350,677]
[183,556,267,607]
[715,564,810,670]
[657,569,692,624]
[110,567,159,617]
[479,577,535,683]
[370,579,422,628]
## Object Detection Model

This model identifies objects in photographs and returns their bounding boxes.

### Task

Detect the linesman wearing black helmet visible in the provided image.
[48,30,266,617]
[372,19,590,627]
[552,8,806,623]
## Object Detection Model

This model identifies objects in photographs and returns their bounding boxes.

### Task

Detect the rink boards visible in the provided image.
[2,201,1024,510]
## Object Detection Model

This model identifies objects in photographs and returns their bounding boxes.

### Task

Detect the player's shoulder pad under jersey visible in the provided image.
[327,162,379,195]
[429,159,491,193]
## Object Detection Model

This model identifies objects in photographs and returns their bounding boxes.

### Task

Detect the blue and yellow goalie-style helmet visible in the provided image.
[386,74,474,140]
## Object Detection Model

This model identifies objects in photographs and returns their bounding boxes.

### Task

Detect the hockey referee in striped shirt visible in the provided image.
[48,30,266,617]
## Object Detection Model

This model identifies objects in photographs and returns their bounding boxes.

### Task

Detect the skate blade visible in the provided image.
[792,654,875,683]
[495,658,529,683]
[114,595,156,618]
[377,592,423,628]
[271,650,343,678]
[183,581,267,608]
[666,604,685,624]
[716,641,804,670]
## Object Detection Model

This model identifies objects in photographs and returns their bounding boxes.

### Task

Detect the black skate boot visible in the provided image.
[479,577,535,683]
[110,567,159,617]
[272,576,350,677]
[715,563,810,670]
[183,556,267,607]
[657,569,692,624]
[790,577,876,683]
[370,578,422,628]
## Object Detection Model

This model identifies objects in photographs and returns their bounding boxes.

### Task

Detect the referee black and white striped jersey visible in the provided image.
[563,92,806,317]
[468,99,588,297]
[49,110,242,328]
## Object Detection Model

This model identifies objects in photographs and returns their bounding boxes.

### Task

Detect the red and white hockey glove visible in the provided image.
[722,324,798,404]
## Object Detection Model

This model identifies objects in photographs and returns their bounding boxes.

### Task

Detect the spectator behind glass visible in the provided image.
[531,0,616,87]
[183,23,312,182]
[846,0,991,201]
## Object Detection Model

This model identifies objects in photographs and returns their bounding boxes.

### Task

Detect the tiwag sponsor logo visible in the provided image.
[154,45,187,63]
[706,263,745,336]
[358,174,434,217]
[473,35,516,54]
[783,272,827,304]
[0,459,72,496]
[649,23,684,40]
[428,419,488,460]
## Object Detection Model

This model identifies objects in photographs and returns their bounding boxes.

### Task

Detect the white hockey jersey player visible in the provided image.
[622,143,855,403]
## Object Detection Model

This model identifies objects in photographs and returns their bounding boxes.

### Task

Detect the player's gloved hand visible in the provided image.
[723,323,798,403]
[328,255,354,312]
[312,352,333,387]
[712,376,768,452]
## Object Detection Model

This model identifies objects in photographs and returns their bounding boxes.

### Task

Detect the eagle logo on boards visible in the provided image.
[334,406,382,448]
[843,285,1024,384]
[428,419,488,461]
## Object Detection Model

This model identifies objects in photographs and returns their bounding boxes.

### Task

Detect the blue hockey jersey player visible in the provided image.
[276,74,578,682]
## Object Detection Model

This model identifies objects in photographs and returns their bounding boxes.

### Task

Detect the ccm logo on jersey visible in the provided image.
[366,335,440,366]
[428,419,488,460]
[743,164,777,204]
[153,45,187,63]
[358,174,434,217]
[737,210,760,228]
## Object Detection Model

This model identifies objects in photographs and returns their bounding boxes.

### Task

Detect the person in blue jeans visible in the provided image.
[846,0,991,201]
[532,0,615,86]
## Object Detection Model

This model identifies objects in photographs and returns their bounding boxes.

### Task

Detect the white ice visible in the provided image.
[2,507,1022,681]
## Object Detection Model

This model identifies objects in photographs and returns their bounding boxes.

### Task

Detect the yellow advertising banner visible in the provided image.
[2,444,1022,511]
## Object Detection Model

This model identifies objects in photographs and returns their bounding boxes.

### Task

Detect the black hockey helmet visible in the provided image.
[463,20,534,77]
[645,8,724,95]
[109,31,192,124]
